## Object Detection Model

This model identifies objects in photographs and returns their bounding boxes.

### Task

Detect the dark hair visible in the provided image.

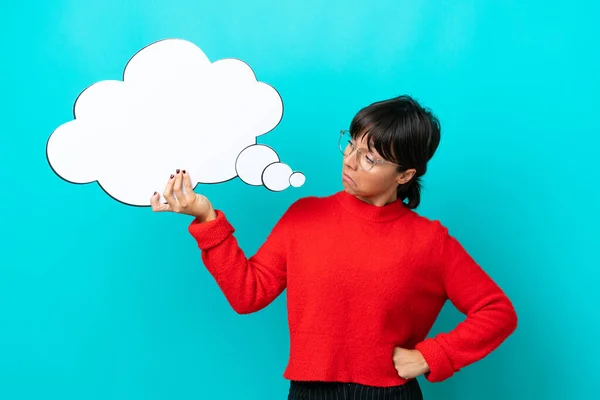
[349,95,441,209]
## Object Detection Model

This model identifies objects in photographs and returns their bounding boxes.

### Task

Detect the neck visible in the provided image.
[356,189,398,207]
[336,190,409,222]
[356,186,398,207]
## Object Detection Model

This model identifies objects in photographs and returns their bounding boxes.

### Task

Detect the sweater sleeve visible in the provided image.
[415,225,518,382]
[187,204,294,314]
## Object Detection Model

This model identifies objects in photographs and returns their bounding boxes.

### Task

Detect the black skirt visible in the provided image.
[288,378,423,400]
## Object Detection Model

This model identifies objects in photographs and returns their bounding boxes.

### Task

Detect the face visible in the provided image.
[341,133,416,206]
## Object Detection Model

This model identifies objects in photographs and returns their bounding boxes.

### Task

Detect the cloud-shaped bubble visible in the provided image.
[235,144,305,192]
[46,38,305,206]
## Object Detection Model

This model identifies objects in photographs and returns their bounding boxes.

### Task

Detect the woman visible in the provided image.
[150,95,518,399]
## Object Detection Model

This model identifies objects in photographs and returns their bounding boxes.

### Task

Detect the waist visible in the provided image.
[283,331,414,387]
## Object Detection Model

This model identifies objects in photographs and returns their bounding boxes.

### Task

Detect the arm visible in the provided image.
[415,225,518,382]
[187,204,294,314]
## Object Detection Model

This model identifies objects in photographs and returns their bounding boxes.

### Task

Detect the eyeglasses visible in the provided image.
[338,130,400,172]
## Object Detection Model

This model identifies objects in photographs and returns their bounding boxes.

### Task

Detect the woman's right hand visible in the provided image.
[150,169,217,222]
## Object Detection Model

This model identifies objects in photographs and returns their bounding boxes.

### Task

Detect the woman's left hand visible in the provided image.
[392,347,430,379]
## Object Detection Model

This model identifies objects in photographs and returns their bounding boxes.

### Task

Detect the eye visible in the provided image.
[365,155,375,164]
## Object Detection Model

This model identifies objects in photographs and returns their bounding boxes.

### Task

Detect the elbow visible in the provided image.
[224,287,278,315]
[506,302,518,334]
[230,302,257,315]
[233,306,256,315]
[496,295,518,337]
[491,292,519,336]
[219,289,261,314]
[229,299,263,315]
[481,293,519,339]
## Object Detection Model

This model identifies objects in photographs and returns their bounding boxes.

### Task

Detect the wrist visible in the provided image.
[416,350,430,373]
[199,208,217,222]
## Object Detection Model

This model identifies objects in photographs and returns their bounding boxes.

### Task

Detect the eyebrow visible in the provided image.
[350,132,384,157]
[352,140,382,159]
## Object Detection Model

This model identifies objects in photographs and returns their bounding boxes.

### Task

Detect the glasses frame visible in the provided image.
[338,130,400,172]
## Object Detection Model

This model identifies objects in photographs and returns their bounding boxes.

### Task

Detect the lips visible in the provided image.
[343,172,355,184]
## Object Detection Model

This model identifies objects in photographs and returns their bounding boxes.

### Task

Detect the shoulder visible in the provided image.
[405,210,452,242]
[284,191,338,214]
[407,212,476,267]
[275,192,339,228]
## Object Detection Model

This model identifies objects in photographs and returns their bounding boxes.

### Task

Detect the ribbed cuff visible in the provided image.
[414,338,455,382]
[187,210,234,250]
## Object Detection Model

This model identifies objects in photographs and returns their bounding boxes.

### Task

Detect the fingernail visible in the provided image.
[170,174,174,179]
[182,170,186,174]
[176,169,180,174]
[154,191,157,195]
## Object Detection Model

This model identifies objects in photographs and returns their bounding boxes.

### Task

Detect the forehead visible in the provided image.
[353,132,381,156]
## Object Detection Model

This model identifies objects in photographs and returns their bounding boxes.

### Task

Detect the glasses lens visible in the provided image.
[357,149,373,171]
[339,131,352,155]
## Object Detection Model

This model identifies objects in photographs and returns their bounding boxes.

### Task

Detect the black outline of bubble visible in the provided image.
[289,171,306,188]
[234,143,280,186]
[45,37,304,207]
[261,161,300,193]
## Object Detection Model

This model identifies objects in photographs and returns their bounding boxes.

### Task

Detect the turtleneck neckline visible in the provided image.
[334,190,411,222]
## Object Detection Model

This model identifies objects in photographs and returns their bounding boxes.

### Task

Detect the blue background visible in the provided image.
[1,0,599,399]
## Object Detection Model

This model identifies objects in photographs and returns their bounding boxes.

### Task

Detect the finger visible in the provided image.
[180,169,195,207]
[183,169,193,193]
[163,173,178,210]
[150,191,171,212]
[173,169,184,203]
[395,368,411,380]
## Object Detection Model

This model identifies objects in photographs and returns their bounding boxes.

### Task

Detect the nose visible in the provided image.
[343,149,358,171]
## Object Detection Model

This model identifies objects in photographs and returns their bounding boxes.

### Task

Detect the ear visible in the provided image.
[396,169,416,185]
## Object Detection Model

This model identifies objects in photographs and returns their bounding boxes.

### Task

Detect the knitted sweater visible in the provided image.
[188,190,517,387]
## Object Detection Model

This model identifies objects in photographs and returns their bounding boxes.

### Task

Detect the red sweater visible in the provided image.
[188,190,517,387]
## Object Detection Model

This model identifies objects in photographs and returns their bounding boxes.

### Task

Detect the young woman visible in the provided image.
[151,95,518,399]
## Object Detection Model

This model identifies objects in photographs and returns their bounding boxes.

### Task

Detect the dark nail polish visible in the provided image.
[182,170,186,174]
[176,169,180,174]
[170,174,174,179]
[154,191,157,195]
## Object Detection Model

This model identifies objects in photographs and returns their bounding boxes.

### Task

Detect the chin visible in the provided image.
[341,181,359,196]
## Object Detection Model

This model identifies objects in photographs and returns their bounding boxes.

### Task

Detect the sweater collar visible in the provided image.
[334,190,410,222]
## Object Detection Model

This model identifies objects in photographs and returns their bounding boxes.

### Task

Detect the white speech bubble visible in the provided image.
[236,144,280,186]
[46,38,305,206]
[290,172,306,188]
[262,162,293,192]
